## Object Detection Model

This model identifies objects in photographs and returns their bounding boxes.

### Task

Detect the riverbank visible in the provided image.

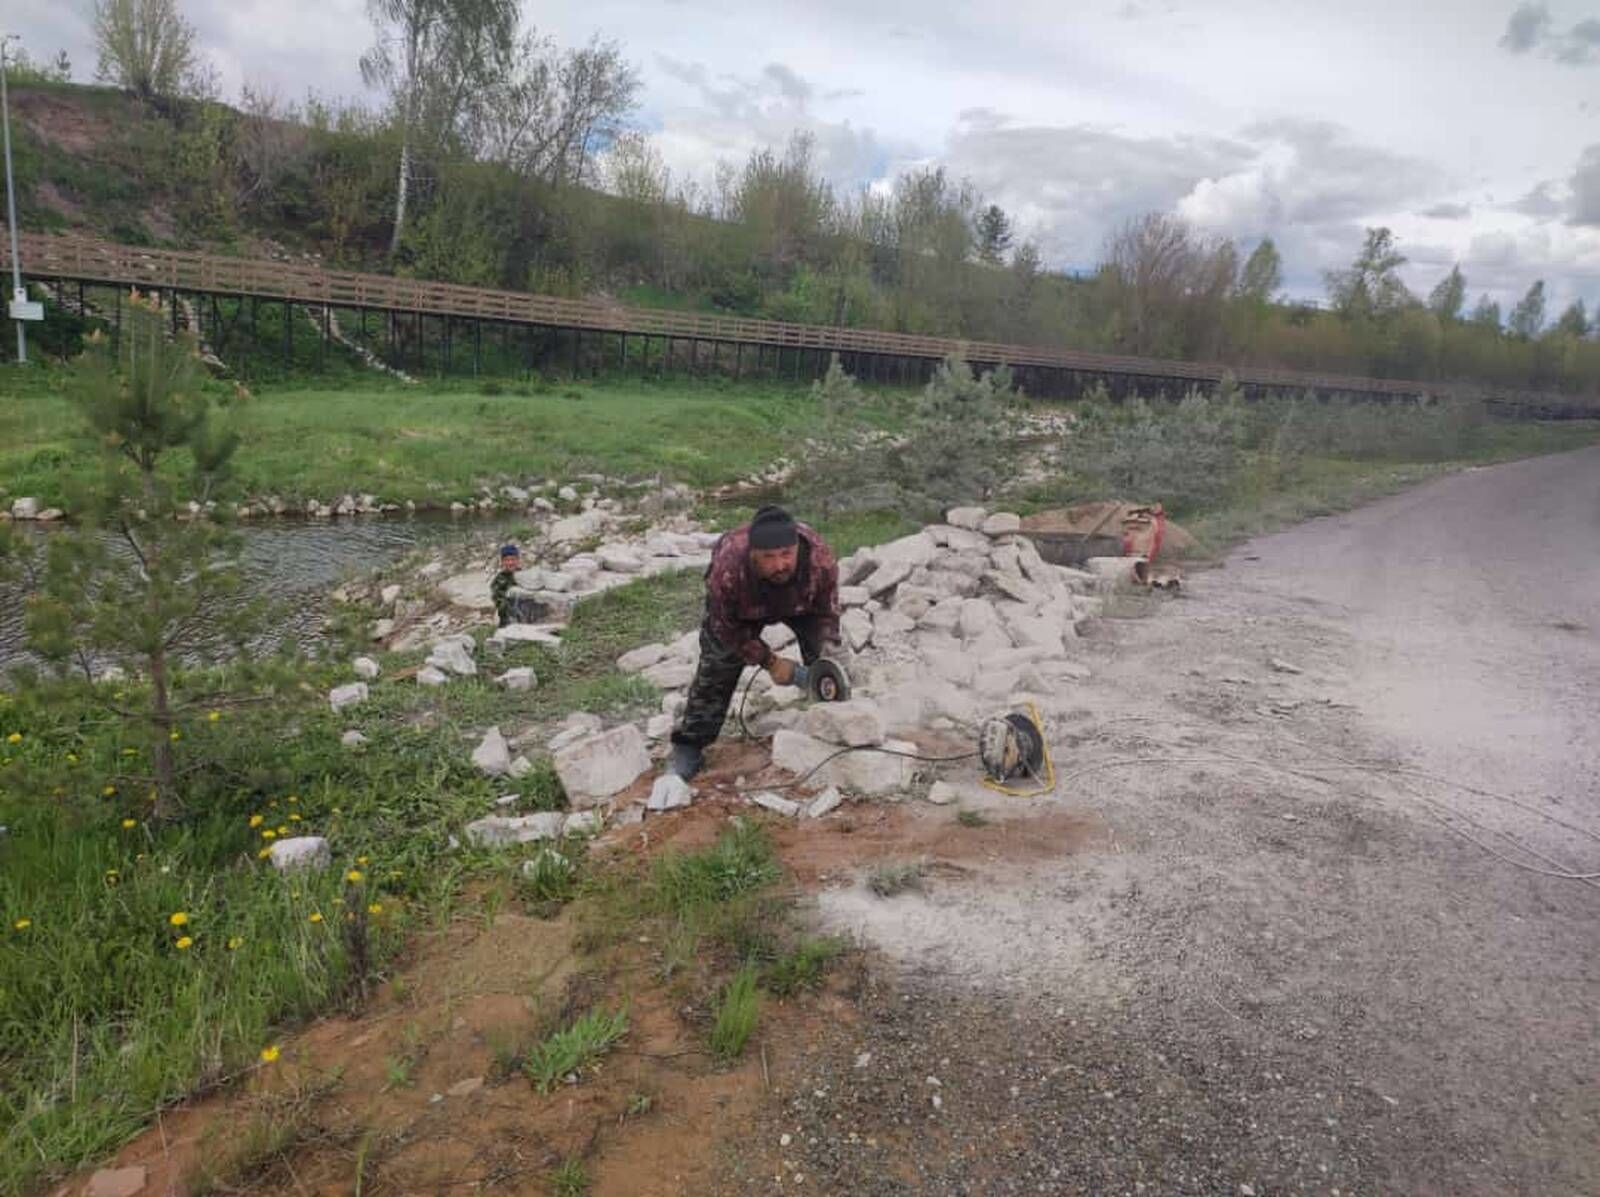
[0,370,909,517]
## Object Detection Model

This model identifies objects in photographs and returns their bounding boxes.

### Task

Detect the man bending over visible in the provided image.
[668,506,842,779]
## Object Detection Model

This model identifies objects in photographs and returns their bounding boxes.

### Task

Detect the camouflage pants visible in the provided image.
[670,615,830,749]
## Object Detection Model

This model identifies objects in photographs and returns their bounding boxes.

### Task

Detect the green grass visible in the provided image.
[521,1005,629,1093]
[549,1155,590,1197]
[709,963,761,1061]
[0,363,908,510]
[762,936,847,997]
[955,809,988,829]
[649,821,782,914]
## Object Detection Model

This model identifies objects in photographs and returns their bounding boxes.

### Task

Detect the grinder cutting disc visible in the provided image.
[809,657,851,703]
[979,711,1047,783]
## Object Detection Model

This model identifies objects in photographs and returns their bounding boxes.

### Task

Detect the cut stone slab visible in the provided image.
[946,506,987,530]
[803,699,887,747]
[352,656,380,680]
[874,532,939,569]
[426,638,476,677]
[563,810,604,836]
[958,597,1001,641]
[981,512,1022,536]
[617,642,671,673]
[490,624,563,647]
[269,836,331,871]
[549,510,607,543]
[508,755,533,779]
[861,558,913,597]
[85,1166,148,1197]
[329,682,368,712]
[380,584,401,606]
[892,585,939,621]
[1002,607,1066,654]
[986,569,1047,607]
[771,729,915,797]
[599,547,644,573]
[643,659,697,690]
[928,525,992,553]
[554,724,652,807]
[472,726,512,776]
[497,667,537,690]
[417,665,448,687]
[341,729,368,748]
[370,618,395,641]
[439,572,494,611]
[841,608,874,653]
[750,790,801,817]
[838,585,870,608]
[464,812,564,846]
[874,611,915,640]
[919,603,962,634]
[646,713,673,739]
[925,781,958,805]
[804,786,844,818]
[647,773,693,812]
[9,497,40,520]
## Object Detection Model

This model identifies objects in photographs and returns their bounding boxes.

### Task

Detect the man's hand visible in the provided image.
[766,656,798,686]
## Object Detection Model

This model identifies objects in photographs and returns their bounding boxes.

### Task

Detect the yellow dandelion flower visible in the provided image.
[367,902,383,915]
[169,911,189,927]
[260,1044,280,1063]
[121,818,137,829]
[227,936,243,950]
[169,731,181,742]
[103,785,117,797]
[13,918,30,931]
[122,747,137,756]
[175,935,193,950]
[248,814,264,828]
[288,813,301,822]
[345,869,364,883]
[105,870,119,884]
[5,733,20,745]
[308,912,324,924]
[356,855,370,865]
[208,710,221,722]
[261,828,277,840]
[66,753,78,763]
[286,795,299,804]
[257,847,272,859]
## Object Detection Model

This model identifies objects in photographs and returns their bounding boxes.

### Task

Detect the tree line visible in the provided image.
[12,0,1600,395]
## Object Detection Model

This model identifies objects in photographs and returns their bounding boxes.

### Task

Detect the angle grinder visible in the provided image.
[791,657,852,703]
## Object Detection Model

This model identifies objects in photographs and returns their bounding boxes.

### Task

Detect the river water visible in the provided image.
[1,514,520,673]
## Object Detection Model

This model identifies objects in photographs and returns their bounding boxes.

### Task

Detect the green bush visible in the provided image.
[1061,388,1245,516]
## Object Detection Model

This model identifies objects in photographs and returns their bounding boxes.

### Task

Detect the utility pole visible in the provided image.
[2,33,33,364]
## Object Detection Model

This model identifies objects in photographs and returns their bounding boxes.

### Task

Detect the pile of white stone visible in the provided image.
[427,528,719,627]
[620,506,1103,815]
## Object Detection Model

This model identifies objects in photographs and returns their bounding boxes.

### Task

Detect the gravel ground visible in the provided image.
[721,447,1600,1195]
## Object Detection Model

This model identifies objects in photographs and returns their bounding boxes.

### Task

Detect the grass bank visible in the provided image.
[0,497,901,1195]
[0,368,909,511]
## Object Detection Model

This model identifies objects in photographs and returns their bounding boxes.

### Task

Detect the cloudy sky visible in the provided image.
[14,0,1600,311]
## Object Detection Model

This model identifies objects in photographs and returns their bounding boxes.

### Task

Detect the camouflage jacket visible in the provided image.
[491,569,517,624]
[705,523,841,665]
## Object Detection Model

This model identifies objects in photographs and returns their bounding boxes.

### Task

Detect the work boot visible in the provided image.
[668,742,704,780]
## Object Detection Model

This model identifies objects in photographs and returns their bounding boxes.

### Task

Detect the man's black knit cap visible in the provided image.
[748,505,799,549]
